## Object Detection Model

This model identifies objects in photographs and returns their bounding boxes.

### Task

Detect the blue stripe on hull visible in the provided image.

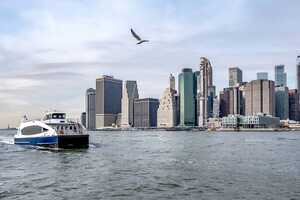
[14,136,58,146]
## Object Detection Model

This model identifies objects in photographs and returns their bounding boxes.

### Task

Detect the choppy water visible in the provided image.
[0,130,300,200]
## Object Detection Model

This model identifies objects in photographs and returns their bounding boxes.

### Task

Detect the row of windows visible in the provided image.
[22,126,48,135]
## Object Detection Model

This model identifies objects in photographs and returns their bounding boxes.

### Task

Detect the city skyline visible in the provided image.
[1,1,300,128]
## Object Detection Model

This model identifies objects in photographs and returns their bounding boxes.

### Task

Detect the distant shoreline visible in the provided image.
[90,127,299,132]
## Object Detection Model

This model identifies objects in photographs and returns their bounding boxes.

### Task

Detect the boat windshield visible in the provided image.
[22,126,48,135]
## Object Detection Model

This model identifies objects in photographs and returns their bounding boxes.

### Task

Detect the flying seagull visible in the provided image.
[130,28,149,45]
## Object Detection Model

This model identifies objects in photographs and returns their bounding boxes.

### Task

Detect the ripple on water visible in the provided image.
[1,130,300,199]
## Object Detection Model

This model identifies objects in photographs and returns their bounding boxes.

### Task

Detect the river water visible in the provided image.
[0,130,299,200]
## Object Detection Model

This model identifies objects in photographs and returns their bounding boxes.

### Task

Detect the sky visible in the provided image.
[0,0,300,128]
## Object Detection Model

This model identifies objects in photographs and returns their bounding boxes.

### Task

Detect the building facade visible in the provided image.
[95,75,122,128]
[134,98,159,127]
[275,65,287,86]
[289,89,299,121]
[245,80,275,116]
[85,88,96,130]
[219,87,243,117]
[212,96,220,118]
[275,86,289,120]
[257,72,268,80]
[121,80,139,127]
[157,74,178,127]
[179,68,195,126]
[229,67,242,87]
[198,57,213,127]
[221,114,280,129]
[81,112,86,128]
[297,56,300,91]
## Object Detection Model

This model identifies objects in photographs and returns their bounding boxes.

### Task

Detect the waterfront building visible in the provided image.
[198,57,213,127]
[288,89,299,121]
[237,82,247,116]
[121,80,139,127]
[212,96,220,118]
[134,98,159,127]
[81,112,86,128]
[221,114,280,129]
[229,67,242,87]
[245,80,275,116]
[257,72,268,80]
[157,74,179,127]
[179,68,195,126]
[85,88,96,130]
[95,75,122,128]
[194,71,200,126]
[275,86,289,120]
[207,85,216,118]
[297,56,300,91]
[219,87,243,117]
[275,65,287,86]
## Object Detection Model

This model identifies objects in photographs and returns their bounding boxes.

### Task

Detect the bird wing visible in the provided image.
[131,28,141,41]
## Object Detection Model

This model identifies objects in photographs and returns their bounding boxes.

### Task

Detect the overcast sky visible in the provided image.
[0,0,299,128]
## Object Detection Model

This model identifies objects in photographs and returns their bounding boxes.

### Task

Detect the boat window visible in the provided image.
[69,126,73,130]
[51,113,65,119]
[22,126,45,135]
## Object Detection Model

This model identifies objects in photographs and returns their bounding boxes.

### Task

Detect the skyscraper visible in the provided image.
[121,80,139,127]
[179,68,195,126]
[289,89,299,121]
[95,75,122,128]
[212,97,220,118]
[207,85,216,118]
[198,57,213,127]
[81,112,86,128]
[194,71,200,126]
[219,87,242,117]
[297,56,300,91]
[157,74,178,127]
[275,86,289,120]
[229,67,242,87]
[169,73,175,90]
[275,65,287,86]
[245,80,275,116]
[85,88,96,130]
[257,72,268,80]
[134,98,159,127]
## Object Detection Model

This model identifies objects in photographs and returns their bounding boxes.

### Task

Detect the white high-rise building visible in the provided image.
[157,74,178,127]
[121,81,139,127]
[198,57,213,127]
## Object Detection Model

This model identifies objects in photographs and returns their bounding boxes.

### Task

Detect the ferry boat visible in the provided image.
[14,111,89,148]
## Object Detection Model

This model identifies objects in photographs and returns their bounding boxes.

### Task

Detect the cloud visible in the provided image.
[0,0,300,127]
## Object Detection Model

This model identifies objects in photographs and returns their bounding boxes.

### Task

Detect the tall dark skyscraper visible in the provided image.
[229,67,242,87]
[297,56,300,91]
[179,68,195,126]
[95,75,122,128]
[134,98,159,127]
[289,89,299,121]
[85,88,96,130]
[219,87,242,117]
[275,86,289,120]
[275,65,287,87]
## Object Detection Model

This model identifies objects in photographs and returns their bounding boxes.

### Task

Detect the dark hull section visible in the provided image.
[57,134,89,149]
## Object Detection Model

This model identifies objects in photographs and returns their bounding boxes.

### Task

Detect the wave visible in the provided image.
[0,136,14,145]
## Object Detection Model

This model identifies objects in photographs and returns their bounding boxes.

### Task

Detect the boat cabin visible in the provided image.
[43,112,66,124]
